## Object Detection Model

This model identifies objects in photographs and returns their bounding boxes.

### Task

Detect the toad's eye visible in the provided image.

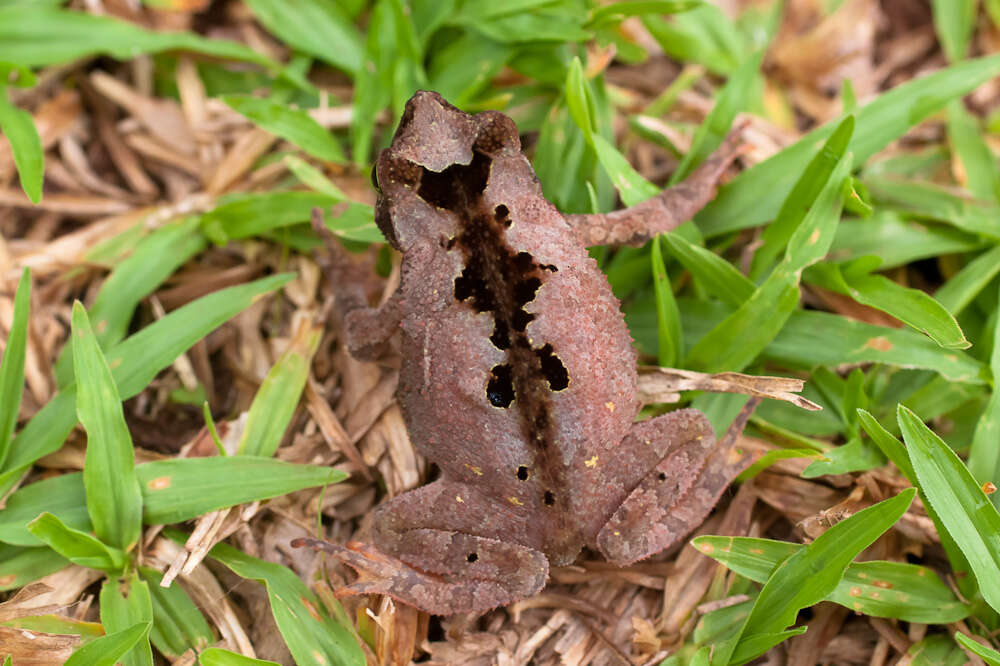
[370,167,381,193]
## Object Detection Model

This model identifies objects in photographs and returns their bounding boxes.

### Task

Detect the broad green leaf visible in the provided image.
[223,95,346,163]
[0,7,277,69]
[931,0,977,62]
[723,490,915,664]
[955,633,1000,666]
[0,273,292,498]
[696,53,1000,237]
[140,568,214,659]
[239,324,321,456]
[663,233,755,307]
[0,544,69,590]
[209,542,365,666]
[806,261,968,349]
[650,235,682,367]
[947,100,1000,202]
[0,88,42,203]
[100,573,153,666]
[199,648,281,666]
[139,457,347,525]
[72,302,142,553]
[899,405,1000,612]
[750,116,854,279]
[26,512,125,572]
[0,268,29,469]
[697,536,969,623]
[935,245,1000,315]
[55,218,207,388]
[65,621,151,666]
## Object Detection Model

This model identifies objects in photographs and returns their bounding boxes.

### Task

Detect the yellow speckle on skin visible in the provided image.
[148,476,171,490]
[585,456,598,468]
[849,587,862,597]
[605,401,615,412]
[508,496,523,506]
[466,464,483,476]
[456,496,464,503]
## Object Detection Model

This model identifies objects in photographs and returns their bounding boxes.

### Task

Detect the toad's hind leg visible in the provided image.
[596,399,758,565]
[294,480,548,615]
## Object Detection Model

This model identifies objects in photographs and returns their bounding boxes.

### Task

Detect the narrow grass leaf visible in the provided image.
[947,100,1000,202]
[199,648,280,666]
[586,1,701,27]
[663,233,755,307]
[955,633,1000,666]
[0,472,88,546]
[223,95,346,163]
[931,0,977,62]
[239,323,321,457]
[650,236,681,367]
[671,50,762,185]
[0,273,292,497]
[807,262,968,349]
[968,288,1000,498]
[140,568,214,658]
[209,542,365,666]
[26,512,125,572]
[0,89,42,203]
[696,536,969,623]
[643,4,743,75]
[907,635,968,665]
[242,0,362,73]
[801,437,885,477]
[0,544,69,590]
[54,218,207,387]
[0,7,277,69]
[64,621,151,666]
[857,410,915,480]
[934,246,1000,315]
[736,449,821,481]
[864,175,1000,239]
[696,53,1000,236]
[727,489,915,664]
[830,214,982,270]
[0,268,29,469]
[100,573,153,666]
[899,404,1000,612]
[284,155,348,200]
[750,116,853,279]
[72,302,142,552]
[139,457,346,524]
[202,192,341,243]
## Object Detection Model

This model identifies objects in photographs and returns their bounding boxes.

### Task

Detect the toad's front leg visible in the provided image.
[294,480,548,615]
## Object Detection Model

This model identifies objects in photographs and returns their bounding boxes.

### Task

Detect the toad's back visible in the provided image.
[376,91,641,561]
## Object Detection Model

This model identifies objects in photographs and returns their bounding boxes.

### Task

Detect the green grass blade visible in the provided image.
[727,489,915,664]
[930,0,977,62]
[26,512,125,572]
[0,268,29,470]
[140,567,214,658]
[696,54,1000,237]
[947,100,1000,202]
[968,287,1000,498]
[223,95,346,163]
[64,621,151,666]
[830,214,982,270]
[0,7,278,69]
[898,404,1000,612]
[0,88,42,203]
[54,218,206,388]
[201,192,344,243]
[671,50,761,185]
[0,544,69,590]
[72,302,143,553]
[0,274,292,497]
[663,233,755,307]
[863,175,1000,239]
[0,472,88,546]
[239,324,321,456]
[857,409,915,480]
[955,633,1000,666]
[284,155,349,199]
[139,457,346,524]
[750,116,853,279]
[650,235,682,367]
[934,246,1000,315]
[586,1,702,27]
[198,648,281,666]
[209,541,365,666]
[100,573,153,666]
[242,0,362,73]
